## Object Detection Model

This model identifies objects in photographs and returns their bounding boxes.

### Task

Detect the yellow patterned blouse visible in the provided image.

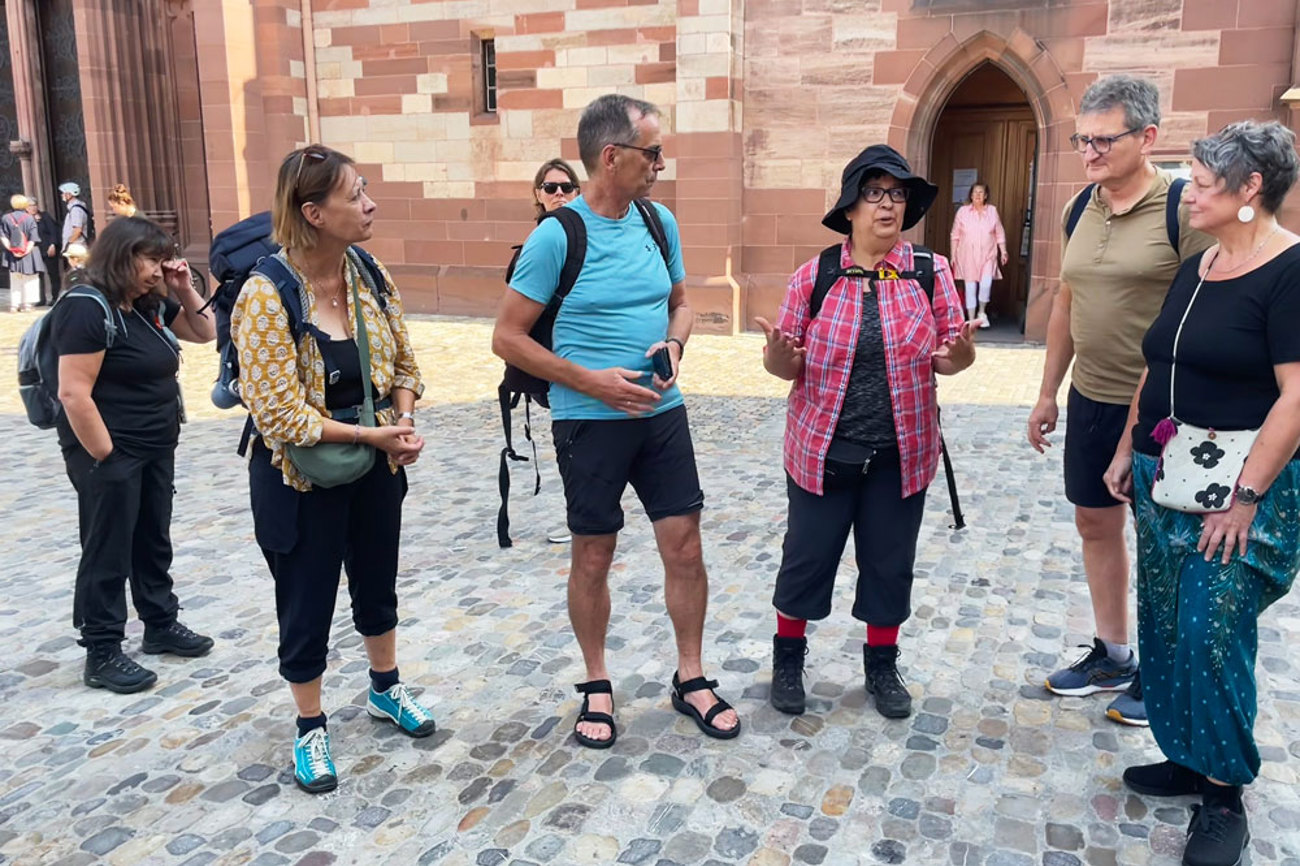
[230,250,424,491]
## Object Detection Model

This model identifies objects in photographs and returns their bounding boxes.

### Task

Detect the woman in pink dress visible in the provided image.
[949,182,1007,328]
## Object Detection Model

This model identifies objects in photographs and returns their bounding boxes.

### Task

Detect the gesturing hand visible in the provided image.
[754,317,806,370]
[933,320,976,370]
[587,367,661,416]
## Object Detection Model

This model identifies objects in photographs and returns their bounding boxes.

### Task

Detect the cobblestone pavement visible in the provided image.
[1,314,1298,866]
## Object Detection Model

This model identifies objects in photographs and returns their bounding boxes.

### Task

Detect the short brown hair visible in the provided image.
[966,181,991,204]
[532,158,580,217]
[272,145,356,251]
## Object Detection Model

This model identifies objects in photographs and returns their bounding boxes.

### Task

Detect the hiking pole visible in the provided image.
[939,434,965,531]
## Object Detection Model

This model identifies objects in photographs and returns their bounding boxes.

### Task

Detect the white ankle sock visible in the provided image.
[1101,639,1132,664]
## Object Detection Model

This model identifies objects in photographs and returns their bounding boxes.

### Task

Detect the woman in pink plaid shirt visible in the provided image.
[756,145,976,719]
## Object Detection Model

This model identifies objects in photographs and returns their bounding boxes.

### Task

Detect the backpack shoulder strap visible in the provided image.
[545,206,587,303]
[910,245,936,305]
[632,198,671,269]
[1064,183,1096,241]
[253,256,307,343]
[503,244,523,284]
[1166,177,1186,252]
[63,286,119,348]
[809,245,844,319]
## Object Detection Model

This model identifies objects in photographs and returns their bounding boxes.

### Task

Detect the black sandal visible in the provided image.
[573,679,617,750]
[670,672,740,740]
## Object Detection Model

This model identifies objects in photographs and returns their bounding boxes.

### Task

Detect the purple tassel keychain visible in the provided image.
[1152,416,1177,446]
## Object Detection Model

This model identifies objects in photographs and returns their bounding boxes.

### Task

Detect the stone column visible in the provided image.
[5,0,52,205]
[673,0,745,334]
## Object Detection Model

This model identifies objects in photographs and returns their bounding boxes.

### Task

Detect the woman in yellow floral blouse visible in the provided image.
[230,145,431,795]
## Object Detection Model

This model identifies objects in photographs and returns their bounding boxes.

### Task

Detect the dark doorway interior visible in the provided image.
[926,63,1037,338]
[38,0,89,214]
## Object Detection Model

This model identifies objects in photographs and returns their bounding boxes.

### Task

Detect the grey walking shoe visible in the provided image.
[1044,638,1136,696]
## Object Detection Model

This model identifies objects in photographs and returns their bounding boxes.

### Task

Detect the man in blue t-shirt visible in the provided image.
[494,94,740,748]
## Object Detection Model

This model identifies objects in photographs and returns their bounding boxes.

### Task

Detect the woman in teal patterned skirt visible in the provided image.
[1104,120,1300,866]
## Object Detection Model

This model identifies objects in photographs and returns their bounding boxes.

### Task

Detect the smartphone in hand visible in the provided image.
[652,346,673,382]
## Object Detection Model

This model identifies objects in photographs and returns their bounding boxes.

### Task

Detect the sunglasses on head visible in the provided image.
[293,148,327,188]
[539,182,577,195]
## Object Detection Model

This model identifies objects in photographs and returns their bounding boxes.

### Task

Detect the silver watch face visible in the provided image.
[1237,486,1261,504]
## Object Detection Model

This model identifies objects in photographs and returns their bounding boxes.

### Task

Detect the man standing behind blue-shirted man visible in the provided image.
[493,94,741,750]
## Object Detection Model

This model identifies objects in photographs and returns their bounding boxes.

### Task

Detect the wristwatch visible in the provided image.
[666,337,685,357]
[1234,484,1265,505]
[397,411,415,425]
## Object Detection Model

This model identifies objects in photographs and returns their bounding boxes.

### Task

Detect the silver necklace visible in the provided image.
[1210,225,1279,276]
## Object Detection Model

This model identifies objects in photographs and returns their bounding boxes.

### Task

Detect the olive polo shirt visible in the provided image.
[1059,169,1213,405]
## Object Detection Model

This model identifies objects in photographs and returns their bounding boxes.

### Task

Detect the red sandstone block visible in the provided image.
[896,15,954,51]
[352,96,405,115]
[576,0,628,8]
[407,240,466,267]
[352,42,421,61]
[635,62,676,84]
[587,29,638,46]
[330,25,382,46]
[1237,0,1292,26]
[675,178,739,200]
[411,199,484,222]
[354,75,417,97]
[434,95,473,111]
[446,221,494,242]
[629,0,659,6]
[464,240,514,267]
[497,50,557,71]
[679,0,698,14]
[380,24,409,44]
[487,199,537,221]
[497,88,564,110]
[408,20,461,41]
[872,50,927,86]
[497,69,538,89]
[363,237,406,266]
[1018,2,1108,39]
[639,27,675,42]
[1173,64,1290,111]
[679,223,734,247]
[742,214,777,246]
[317,97,351,116]
[475,181,534,200]
[776,214,839,246]
[660,42,676,62]
[742,244,797,275]
[519,12,565,34]
[675,198,733,223]
[561,138,581,160]
[674,132,739,158]
[316,0,370,9]
[677,157,739,181]
[745,188,826,216]
[1219,28,1293,66]
[705,76,729,100]
[363,58,429,77]
[419,39,469,57]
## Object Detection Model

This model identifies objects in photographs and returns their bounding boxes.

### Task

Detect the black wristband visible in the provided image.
[666,337,685,357]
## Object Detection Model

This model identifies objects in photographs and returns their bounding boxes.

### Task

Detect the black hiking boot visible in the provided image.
[864,644,912,718]
[142,621,214,658]
[770,635,807,715]
[84,644,157,694]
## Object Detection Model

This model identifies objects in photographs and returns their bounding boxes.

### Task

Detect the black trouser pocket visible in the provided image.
[823,458,868,491]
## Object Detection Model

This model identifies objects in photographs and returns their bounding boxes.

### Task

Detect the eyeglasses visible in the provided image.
[539,182,577,195]
[860,186,910,204]
[293,148,327,188]
[612,142,664,163]
[1069,128,1142,154]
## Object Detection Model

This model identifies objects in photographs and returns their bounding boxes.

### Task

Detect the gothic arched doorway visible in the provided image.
[925,63,1037,339]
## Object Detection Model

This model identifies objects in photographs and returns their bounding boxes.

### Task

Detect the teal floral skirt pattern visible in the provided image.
[1133,454,1300,785]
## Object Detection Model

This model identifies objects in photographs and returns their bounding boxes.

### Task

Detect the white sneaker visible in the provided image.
[977,313,990,328]
[547,530,572,544]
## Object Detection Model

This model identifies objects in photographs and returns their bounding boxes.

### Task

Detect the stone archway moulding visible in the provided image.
[888,28,1074,340]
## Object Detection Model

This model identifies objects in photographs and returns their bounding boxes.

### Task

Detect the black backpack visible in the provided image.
[497,198,670,547]
[808,244,965,530]
[1064,177,1185,247]
[66,201,95,245]
[204,211,389,452]
[17,287,118,429]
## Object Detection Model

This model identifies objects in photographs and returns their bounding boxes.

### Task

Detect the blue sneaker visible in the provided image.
[1044,638,1137,696]
[1105,670,1149,726]
[293,727,337,794]
[367,683,436,737]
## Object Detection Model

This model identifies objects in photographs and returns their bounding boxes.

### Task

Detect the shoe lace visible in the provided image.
[301,728,332,777]
[167,622,200,640]
[867,656,907,692]
[1189,805,1235,843]
[1124,669,1143,701]
[774,648,806,691]
[106,651,144,675]
[391,684,432,723]
[1066,642,1107,672]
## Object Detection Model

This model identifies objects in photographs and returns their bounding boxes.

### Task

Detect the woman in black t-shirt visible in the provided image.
[52,216,215,695]
[1103,121,1300,866]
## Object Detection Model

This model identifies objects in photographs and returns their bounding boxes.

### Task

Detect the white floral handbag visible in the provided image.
[1149,262,1258,513]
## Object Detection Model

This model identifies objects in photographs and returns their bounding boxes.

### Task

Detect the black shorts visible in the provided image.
[552,404,704,535]
[1064,385,1130,509]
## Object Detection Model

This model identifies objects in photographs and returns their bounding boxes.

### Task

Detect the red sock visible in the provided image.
[776,614,807,639]
[866,624,899,647]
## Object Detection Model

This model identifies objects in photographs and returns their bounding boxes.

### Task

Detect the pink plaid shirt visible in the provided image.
[775,240,964,497]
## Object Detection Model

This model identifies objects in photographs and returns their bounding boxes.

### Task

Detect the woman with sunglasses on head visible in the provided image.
[52,216,215,694]
[230,145,429,795]
[755,145,975,719]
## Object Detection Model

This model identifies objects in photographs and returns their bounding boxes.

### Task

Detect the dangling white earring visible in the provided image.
[1237,205,1256,223]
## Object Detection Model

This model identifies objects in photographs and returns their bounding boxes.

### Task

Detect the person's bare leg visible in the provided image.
[569,533,617,741]
[289,679,323,719]
[1076,504,1131,645]
[654,513,738,732]
[362,629,396,675]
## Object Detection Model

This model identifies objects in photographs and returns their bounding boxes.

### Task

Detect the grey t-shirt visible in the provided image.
[831,289,897,455]
[63,199,88,249]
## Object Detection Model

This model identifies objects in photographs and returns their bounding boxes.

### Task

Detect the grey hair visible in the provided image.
[577,94,660,173]
[1079,74,1161,130]
[1193,120,1299,214]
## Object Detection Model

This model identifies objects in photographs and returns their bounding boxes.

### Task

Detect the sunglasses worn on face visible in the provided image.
[612,142,664,163]
[861,186,910,204]
[539,182,577,195]
[1069,128,1142,154]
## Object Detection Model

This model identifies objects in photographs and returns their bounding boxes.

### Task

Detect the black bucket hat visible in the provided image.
[822,144,939,234]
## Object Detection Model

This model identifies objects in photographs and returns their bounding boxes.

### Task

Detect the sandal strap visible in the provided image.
[703,699,733,727]
[674,675,719,696]
[574,679,612,695]
[577,710,614,726]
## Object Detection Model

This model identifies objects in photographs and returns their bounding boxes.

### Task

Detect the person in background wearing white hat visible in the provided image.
[4,194,42,312]
[60,182,90,253]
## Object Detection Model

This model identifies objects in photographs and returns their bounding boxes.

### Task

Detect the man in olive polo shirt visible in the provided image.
[1027,75,1212,726]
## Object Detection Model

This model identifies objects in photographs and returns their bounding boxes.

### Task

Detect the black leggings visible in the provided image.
[772,448,927,625]
[250,441,406,683]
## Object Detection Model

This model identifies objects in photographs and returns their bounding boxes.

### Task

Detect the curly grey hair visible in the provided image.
[1079,74,1161,130]
[1192,121,1299,214]
[577,94,660,174]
